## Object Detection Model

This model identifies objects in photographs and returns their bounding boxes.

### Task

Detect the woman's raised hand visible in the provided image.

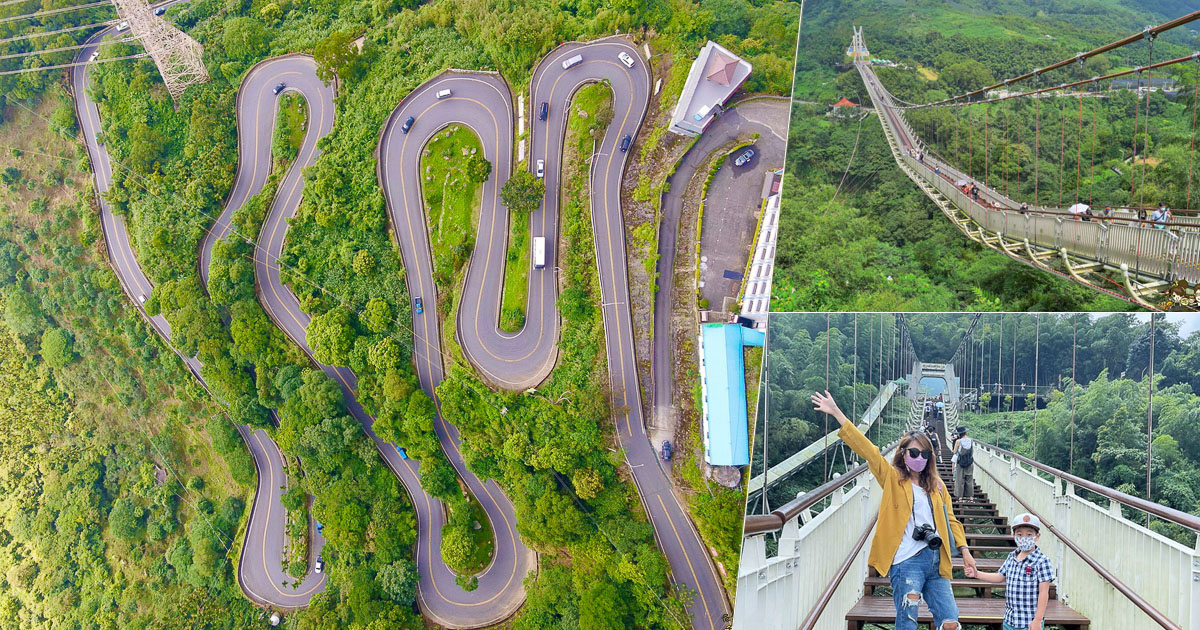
[811,391,846,422]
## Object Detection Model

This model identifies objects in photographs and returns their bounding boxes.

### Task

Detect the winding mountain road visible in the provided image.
[379,38,729,629]
[71,24,327,610]
[246,57,535,628]
[76,17,728,625]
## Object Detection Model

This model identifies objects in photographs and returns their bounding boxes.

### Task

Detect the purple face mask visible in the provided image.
[904,454,928,472]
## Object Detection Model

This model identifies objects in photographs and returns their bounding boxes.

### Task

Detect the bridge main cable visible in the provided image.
[898,9,1200,109]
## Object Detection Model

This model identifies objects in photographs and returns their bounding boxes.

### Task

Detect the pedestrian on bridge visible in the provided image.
[813,391,975,630]
[1151,202,1171,229]
[968,513,1055,630]
[951,426,974,501]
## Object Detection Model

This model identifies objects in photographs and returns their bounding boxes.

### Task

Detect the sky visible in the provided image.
[1126,313,1200,337]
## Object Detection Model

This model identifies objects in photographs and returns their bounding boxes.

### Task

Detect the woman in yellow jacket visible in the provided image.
[813,391,977,630]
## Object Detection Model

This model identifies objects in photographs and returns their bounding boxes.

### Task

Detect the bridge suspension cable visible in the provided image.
[899,10,1200,109]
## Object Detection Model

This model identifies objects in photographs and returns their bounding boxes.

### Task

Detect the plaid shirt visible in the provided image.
[999,548,1055,627]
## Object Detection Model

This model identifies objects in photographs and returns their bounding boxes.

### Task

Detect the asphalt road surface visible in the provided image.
[71,19,327,610]
[652,99,786,458]
[379,38,729,629]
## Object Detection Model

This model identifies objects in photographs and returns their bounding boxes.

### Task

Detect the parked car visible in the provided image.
[315,521,323,534]
[617,51,635,68]
[401,116,415,133]
[539,102,548,121]
[153,6,165,15]
[314,557,324,574]
[435,88,452,99]
[536,159,545,179]
[733,147,755,167]
[272,82,286,95]
[115,21,129,31]
[620,134,632,152]
[90,50,99,61]
[660,440,672,462]
[414,297,423,315]
[396,445,408,459]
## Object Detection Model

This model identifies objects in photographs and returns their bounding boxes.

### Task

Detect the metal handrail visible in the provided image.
[744,440,899,535]
[975,462,1182,630]
[985,442,1200,532]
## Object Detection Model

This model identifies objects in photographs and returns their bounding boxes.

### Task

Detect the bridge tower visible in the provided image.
[845,26,869,61]
[110,0,208,101]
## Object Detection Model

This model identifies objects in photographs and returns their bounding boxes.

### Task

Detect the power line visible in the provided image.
[0,52,149,75]
[0,36,135,61]
[0,1,113,25]
[0,21,113,46]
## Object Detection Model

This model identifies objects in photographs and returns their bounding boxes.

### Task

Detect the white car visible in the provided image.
[314,557,324,574]
[90,50,99,61]
[617,52,635,68]
[138,294,147,304]
[116,21,129,32]
[536,159,544,179]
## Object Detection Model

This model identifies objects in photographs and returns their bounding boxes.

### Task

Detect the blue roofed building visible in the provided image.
[698,323,765,468]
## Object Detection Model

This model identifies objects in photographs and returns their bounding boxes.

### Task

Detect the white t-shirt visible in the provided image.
[957,437,974,451]
[893,482,935,565]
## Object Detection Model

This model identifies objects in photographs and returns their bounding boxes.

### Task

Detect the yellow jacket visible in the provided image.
[838,421,968,578]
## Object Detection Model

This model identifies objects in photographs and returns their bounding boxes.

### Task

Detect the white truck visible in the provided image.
[533,237,546,269]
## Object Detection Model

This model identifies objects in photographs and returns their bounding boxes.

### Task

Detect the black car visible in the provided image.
[401,116,415,134]
[620,134,632,152]
[539,102,548,121]
[272,82,286,95]
[153,6,165,15]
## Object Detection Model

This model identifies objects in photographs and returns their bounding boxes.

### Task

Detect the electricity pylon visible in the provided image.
[110,0,208,102]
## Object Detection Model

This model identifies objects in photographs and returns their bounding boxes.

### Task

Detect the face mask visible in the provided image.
[1015,535,1037,551]
[904,454,928,472]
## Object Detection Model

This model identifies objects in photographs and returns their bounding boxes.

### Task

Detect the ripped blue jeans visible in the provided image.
[888,546,960,630]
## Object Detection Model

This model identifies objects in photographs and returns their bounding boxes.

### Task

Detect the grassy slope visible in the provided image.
[422,124,483,317]
[0,92,256,628]
[421,125,496,571]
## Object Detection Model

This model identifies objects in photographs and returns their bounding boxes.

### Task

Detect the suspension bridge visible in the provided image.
[850,13,1200,308]
[739,313,1200,630]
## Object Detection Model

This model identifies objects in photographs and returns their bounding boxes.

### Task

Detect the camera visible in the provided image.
[912,523,942,550]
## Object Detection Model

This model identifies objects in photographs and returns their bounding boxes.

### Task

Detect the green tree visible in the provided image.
[222,17,271,61]
[353,249,376,275]
[376,559,418,604]
[108,497,145,540]
[3,289,43,336]
[467,155,492,183]
[440,523,474,570]
[307,307,356,366]
[314,31,363,85]
[501,169,544,216]
[363,297,393,333]
[939,60,995,95]
[40,327,75,368]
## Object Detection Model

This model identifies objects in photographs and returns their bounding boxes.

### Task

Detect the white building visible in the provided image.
[668,41,753,137]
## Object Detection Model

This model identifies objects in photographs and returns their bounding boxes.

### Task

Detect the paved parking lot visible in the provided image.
[697,100,787,313]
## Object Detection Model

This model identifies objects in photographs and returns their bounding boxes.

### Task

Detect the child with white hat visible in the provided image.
[967,512,1055,630]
